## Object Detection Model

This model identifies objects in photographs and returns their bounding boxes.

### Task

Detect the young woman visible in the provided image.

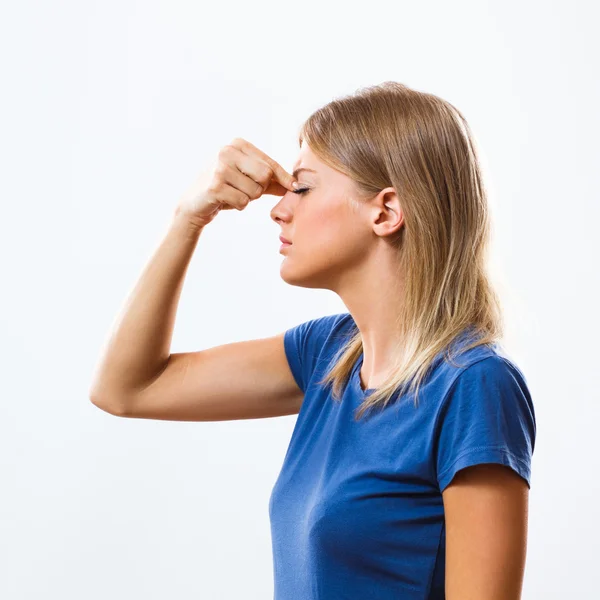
[90,81,536,600]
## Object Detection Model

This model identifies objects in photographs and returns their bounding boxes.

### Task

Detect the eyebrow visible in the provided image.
[292,167,318,178]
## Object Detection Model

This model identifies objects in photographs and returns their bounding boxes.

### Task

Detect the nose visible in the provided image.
[270,192,293,225]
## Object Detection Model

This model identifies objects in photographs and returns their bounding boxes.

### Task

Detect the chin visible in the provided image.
[279,263,337,291]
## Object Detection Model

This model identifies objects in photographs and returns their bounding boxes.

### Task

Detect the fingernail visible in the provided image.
[292,181,299,189]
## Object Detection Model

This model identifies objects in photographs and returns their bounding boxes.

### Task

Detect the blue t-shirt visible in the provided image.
[268,312,536,599]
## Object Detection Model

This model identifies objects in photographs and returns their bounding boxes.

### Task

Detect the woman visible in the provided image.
[90,81,536,599]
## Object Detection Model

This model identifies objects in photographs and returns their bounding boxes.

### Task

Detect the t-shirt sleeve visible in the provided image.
[283,313,348,394]
[435,355,536,492]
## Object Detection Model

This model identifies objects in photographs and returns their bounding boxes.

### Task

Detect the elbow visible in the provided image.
[89,391,129,417]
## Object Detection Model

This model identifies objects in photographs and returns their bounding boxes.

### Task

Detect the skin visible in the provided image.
[442,464,529,599]
[270,141,406,390]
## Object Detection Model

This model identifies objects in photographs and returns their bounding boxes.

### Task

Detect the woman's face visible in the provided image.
[270,142,374,291]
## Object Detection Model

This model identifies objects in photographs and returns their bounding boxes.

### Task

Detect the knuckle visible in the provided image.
[214,162,227,178]
[218,145,234,159]
[230,137,246,147]
[259,164,273,182]
[207,180,220,194]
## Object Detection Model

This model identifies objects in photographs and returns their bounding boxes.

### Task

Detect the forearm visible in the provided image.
[89,208,204,403]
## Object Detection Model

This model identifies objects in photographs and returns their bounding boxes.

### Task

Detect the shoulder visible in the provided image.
[443,349,532,406]
[435,329,529,396]
[283,312,355,393]
[433,340,536,443]
[284,311,355,351]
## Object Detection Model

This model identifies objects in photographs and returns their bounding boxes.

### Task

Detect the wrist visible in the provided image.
[171,207,205,237]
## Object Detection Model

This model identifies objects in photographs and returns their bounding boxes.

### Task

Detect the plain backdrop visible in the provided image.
[1,0,598,598]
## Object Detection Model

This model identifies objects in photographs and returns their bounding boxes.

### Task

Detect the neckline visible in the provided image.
[349,325,485,397]
[352,353,377,394]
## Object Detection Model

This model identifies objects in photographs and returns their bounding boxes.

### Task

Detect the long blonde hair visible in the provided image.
[301,82,504,421]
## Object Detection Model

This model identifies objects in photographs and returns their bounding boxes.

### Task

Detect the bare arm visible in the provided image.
[89,138,299,417]
[89,208,203,411]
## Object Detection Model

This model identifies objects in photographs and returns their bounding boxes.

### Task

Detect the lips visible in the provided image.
[279,235,292,244]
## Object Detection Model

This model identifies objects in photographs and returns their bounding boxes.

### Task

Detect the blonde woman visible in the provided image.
[90,82,536,600]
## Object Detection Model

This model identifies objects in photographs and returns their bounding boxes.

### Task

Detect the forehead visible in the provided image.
[293,145,328,182]
[293,142,317,170]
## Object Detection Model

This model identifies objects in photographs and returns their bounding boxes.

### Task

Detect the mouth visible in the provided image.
[279,236,292,253]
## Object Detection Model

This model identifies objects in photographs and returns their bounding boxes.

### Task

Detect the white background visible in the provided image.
[1,0,598,598]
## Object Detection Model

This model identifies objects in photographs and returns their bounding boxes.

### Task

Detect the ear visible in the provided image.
[371,187,404,239]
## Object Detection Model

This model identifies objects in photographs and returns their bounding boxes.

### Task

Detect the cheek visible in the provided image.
[299,212,363,264]
[302,205,347,242]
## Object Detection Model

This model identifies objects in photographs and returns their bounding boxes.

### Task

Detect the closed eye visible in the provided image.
[293,188,310,195]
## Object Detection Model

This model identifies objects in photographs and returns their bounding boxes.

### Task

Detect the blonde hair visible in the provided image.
[300,82,504,421]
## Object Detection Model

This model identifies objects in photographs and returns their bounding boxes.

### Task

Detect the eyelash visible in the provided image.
[293,188,310,195]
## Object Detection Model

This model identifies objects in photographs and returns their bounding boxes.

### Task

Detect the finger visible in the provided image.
[231,137,297,191]
[262,179,289,197]
[219,146,267,198]
[222,161,264,199]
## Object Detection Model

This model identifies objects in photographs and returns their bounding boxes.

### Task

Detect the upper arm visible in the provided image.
[95,332,304,421]
[434,355,535,597]
[442,463,530,599]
